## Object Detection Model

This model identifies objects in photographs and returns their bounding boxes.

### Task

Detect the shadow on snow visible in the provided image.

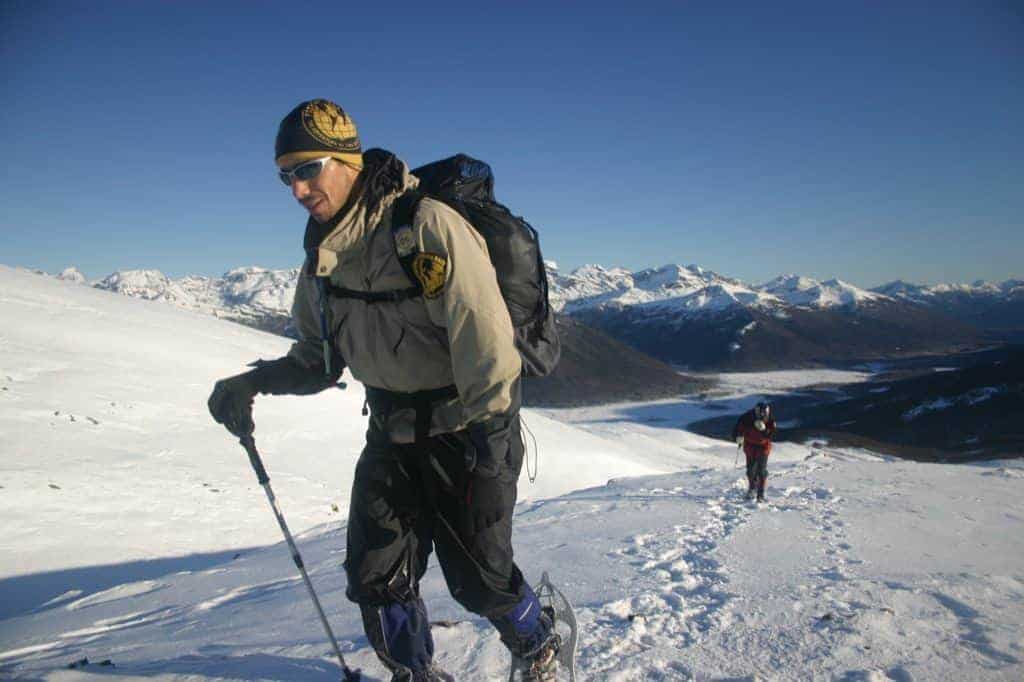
[0,547,262,621]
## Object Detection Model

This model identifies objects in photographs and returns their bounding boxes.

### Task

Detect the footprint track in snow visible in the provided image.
[585,485,756,675]
[777,471,869,620]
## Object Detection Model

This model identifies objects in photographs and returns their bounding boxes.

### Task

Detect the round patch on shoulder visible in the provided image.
[412,253,448,299]
[395,226,417,257]
[301,100,359,151]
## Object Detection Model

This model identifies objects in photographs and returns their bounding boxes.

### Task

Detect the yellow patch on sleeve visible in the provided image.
[412,253,448,298]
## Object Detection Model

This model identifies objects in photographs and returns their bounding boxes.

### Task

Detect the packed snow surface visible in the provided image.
[0,266,659,582]
[2,265,1023,681]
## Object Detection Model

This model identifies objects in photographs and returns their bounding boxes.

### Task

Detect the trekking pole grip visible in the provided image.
[239,435,270,485]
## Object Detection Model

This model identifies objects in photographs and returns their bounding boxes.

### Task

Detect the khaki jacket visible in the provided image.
[286,151,521,443]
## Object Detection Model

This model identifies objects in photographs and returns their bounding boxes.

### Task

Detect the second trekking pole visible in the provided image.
[239,435,361,682]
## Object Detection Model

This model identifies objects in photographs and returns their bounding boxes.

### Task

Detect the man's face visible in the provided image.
[283,158,360,224]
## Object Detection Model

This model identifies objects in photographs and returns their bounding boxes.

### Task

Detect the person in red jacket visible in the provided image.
[732,401,777,502]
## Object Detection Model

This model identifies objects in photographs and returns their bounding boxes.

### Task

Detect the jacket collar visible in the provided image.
[303,149,419,277]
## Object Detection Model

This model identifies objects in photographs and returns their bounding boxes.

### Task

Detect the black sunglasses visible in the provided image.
[278,157,331,186]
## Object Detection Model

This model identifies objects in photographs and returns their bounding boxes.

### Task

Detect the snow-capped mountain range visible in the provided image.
[548,263,896,315]
[875,278,1024,302]
[44,263,1020,370]
[57,266,299,325]
[539,264,1017,369]
[55,262,1021,320]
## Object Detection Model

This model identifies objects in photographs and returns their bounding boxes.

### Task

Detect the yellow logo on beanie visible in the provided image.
[412,253,448,298]
[301,100,360,152]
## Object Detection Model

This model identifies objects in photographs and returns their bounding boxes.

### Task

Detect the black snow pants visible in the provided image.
[745,451,768,494]
[343,416,529,675]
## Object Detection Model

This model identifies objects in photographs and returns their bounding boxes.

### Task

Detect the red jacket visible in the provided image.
[732,410,777,457]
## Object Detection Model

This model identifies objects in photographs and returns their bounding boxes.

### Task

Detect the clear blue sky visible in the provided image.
[1,1,1021,288]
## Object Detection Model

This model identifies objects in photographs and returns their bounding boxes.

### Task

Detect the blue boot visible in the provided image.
[492,584,561,681]
[361,599,452,681]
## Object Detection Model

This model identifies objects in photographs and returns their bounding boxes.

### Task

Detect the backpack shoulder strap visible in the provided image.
[390,190,479,295]
[391,190,424,230]
[391,190,426,289]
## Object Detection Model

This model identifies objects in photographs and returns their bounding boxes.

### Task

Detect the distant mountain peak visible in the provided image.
[879,278,1023,302]
[89,266,297,318]
[56,267,87,284]
[873,279,922,292]
[96,269,172,295]
[758,274,885,309]
[760,273,821,291]
[553,262,777,316]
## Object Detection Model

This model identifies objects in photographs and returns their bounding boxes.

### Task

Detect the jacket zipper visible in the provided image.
[315,277,333,377]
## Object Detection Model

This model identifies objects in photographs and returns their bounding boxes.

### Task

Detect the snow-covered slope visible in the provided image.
[2,264,1023,681]
[0,264,667,584]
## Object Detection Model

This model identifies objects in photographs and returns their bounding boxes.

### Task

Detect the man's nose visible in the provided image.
[291,179,310,201]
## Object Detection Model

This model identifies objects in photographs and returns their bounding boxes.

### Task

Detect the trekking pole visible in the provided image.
[239,435,361,682]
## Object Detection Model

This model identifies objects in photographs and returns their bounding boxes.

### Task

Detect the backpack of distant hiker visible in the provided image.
[391,154,560,377]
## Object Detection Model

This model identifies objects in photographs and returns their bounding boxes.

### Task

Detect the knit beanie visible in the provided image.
[275,99,363,170]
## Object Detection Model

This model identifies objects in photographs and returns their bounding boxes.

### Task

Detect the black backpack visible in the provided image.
[391,154,560,378]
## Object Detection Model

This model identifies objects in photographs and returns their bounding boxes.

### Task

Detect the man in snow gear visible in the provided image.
[208,99,557,681]
[732,401,777,502]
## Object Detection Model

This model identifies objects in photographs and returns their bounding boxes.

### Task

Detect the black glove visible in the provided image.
[465,418,512,478]
[208,357,344,438]
[207,371,260,437]
[461,417,514,535]
[464,473,511,535]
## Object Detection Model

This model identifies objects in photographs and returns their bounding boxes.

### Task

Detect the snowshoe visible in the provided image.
[744,489,755,501]
[508,572,577,681]
[510,625,561,681]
